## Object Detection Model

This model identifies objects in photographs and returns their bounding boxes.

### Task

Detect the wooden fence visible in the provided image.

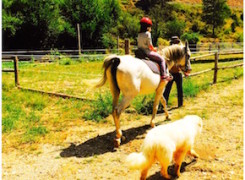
[2,44,243,100]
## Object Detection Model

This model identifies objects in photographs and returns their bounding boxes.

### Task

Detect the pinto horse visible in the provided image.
[96,41,192,147]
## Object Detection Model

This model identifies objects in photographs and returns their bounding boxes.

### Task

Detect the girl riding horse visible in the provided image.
[137,17,172,81]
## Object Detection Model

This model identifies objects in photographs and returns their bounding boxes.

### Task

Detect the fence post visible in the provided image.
[77,23,82,55]
[213,52,219,84]
[117,36,119,54]
[125,39,130,55]
[14,56,19,86]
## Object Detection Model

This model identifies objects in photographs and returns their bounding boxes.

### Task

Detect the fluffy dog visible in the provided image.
[126,115,202,180]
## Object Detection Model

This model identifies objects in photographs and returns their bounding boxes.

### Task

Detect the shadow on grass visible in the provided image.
[60,124,151,158]
[147,159,197,180]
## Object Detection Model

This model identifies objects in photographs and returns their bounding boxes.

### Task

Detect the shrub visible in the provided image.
[101,33,117,48]
[133,94,164,115]
[183,78,200,97]
[83,92,112,122]
[165,19,186,38]
[181,32,200,44]
[157,38,169,47]
[236,32,243,42]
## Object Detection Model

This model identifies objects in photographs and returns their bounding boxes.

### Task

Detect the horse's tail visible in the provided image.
[95,55,120,91]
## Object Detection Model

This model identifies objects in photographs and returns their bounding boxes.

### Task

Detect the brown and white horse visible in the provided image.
[96,41,192,147]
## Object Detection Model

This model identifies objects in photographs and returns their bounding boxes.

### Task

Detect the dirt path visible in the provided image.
[2,78,243,180]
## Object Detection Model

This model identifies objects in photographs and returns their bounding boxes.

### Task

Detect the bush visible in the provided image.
[181,32,200,44]
[236,32,243,42]
[101,33,117,48]
[133,94,164,115]
[183,78,200,97]
[157,38,170,47]
[164,19,186,38]
[83,92,112,122]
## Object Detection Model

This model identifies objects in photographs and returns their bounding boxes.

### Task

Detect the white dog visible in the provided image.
[126,115,202,180]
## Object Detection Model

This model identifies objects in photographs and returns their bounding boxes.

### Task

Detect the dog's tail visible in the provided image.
[126,152,147,170]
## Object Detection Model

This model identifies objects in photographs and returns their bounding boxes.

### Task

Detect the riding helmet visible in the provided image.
[140,17,152,26]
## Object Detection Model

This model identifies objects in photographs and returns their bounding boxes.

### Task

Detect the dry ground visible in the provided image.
[2,77,243,180]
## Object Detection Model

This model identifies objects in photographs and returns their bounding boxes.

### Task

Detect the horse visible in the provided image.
[95,41,192,147]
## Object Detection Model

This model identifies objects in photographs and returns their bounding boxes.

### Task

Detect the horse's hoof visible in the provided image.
[150,123,155,128]
[121,135,126,142]
[166,115,171,120]
[114,138,121,148]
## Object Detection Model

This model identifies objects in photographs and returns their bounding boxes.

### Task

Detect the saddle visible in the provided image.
[135,49,160,74]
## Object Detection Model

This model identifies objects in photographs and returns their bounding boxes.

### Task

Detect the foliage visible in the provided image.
[202,0,231,37]
[164,19,186,38]
[181,32,200,44]
[2,0,243,50]
[117,12,140,41]
[148,1,173,45]
[235,32,243,42]
[83,92,112,122]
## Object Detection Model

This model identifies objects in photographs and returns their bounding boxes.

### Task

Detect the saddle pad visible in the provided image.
[142,60,160,74]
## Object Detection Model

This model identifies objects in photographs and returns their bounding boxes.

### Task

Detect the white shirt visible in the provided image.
[137,31,153,55]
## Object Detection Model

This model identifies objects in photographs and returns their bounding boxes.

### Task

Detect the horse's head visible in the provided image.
[179,41,192,76]
[161,41,192,76]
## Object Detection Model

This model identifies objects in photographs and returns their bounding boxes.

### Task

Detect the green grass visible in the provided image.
[2,56,243,144]
[83,92,112,122]
[22,126,48,143]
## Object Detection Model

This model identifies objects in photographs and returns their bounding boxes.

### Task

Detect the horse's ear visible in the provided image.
[185,40,189,47]
[185,40,189,52]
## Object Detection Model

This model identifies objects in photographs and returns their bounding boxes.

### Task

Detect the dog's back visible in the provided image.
[144,115,202,149]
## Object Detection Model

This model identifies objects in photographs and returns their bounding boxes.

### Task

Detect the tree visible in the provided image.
[148,1,173,45]
[2,0,71,49]
[202,0,231,37]
[61,0,121,48]
[164,19,186,39]
[181,33,200,52]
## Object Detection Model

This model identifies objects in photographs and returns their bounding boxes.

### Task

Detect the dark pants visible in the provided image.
[163,72,183,107]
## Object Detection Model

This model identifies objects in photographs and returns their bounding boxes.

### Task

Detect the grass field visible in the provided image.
[2,60,243,179]
[2,55,243,148]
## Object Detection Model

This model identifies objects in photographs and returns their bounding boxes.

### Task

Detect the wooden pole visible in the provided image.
[213,52,219,84]
[125,39,130,55]
[217,43,220,52]
[17,86,93,102]
[117,36,119,54]
[77,23,81,55]
[14,56,19,86]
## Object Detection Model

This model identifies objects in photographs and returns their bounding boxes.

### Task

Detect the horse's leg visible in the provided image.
[111,91,121,147]
[150,93,161,128]
[160,96,170,120]
[113,95,136,147]
[106,67,122,147]
[150,81,166,127]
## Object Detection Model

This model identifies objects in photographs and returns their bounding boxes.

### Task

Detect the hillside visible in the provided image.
[174,0,243,8]
[122,0,243,9]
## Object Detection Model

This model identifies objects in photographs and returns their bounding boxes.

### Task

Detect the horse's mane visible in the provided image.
[160,45,185,62]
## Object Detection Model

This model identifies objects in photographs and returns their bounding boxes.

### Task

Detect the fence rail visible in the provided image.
[2,44,243,100]
[2,41,243,60]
